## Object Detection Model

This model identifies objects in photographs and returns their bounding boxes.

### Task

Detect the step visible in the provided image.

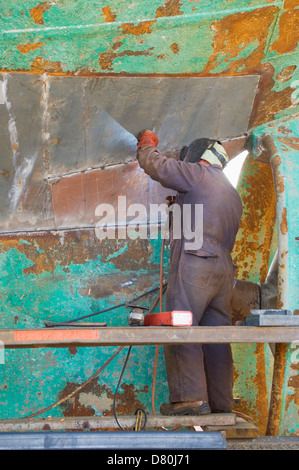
[203,417,259,439]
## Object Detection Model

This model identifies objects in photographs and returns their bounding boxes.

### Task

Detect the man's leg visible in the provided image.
[162,268,211,407]
[200,253,235,411]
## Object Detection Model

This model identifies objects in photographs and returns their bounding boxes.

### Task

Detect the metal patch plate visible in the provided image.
[0,73,259,230]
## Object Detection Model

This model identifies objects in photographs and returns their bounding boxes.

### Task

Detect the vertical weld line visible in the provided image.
[82,79,89,225]
[263,10,281,57]
[3,73,22,212]
[41,72,50,172]
[41,73,55,224]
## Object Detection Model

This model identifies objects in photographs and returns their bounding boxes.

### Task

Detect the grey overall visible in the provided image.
[137,146,243,411]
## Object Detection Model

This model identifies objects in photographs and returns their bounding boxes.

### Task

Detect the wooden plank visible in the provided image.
[203,417,259,439]
[0,326,298,349]
[0,413,236,432]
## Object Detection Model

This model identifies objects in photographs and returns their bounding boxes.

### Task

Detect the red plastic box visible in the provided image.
[144,311,193,326]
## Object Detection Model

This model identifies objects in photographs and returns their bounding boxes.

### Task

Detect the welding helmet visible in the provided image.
[180,138,228,168]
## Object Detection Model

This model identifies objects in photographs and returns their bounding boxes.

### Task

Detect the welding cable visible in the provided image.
[45,285,164,327]
[113,346,147,432]
[22,346,125,419]
[113,345,147,432]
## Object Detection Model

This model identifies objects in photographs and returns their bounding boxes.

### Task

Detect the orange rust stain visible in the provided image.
[270,1,299,54]
[170,43,180,53]
[99,48,154,71]
[17,42,46,54]
[276,65,297,83]
[203,6,279,74]
[280,207,288,235]
[101,5,117,22]
[155,0,184,18]
[232,343,270,433]
[277,126,293,135]
[233,157,276,283]
[250,64,294,128]
[119,20,156,36]
[270,154,285,194]
[277,136,299,151]
[253,344,271,434]
[30,56,64,73]
[200,6,297,127]
[29,2,52,25]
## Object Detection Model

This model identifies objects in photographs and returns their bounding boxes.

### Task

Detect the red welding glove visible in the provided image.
[137,130,159,149]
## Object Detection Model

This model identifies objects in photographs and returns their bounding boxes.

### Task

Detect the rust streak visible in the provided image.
[99,48,154,71]
[119,21,156,36]
[17,42,46,54]
[280,207,288,235]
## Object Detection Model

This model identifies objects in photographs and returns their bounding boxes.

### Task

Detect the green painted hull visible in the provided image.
[0,0,298,436]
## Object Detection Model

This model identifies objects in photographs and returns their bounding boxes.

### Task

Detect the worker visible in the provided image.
[136,130,243,416]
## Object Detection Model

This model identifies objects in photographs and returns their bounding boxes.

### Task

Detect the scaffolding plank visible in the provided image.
[0,326,298,349]
[0,413,235,432]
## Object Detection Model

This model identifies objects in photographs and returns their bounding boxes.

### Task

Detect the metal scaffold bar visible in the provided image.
[0,326,298,349]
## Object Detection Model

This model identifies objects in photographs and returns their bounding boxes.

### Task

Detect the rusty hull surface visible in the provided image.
[0,0,298,436]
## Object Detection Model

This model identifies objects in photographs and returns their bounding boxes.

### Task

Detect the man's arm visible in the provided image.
[136,132,203,193]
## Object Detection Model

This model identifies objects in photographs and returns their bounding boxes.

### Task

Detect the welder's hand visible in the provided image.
[137,130,159,149]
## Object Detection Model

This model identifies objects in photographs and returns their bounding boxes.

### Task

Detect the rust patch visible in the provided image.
[276,65,297,83]
[253,344,271,434]
[119,21,156,36]
[277,136,299,151]
[170,43,180,54]
[60,381,108,417]
[277,126,293,135]
[201,7,297,127]
[99,47,154,71]
[270,1,299,55]
[29,2,52,25]
[17,42,46,54]
[204,6,279,74]
[233,158,276,283]
[270,154,285,194]
[155,0,184,18]
[251,64,294,128]
[30,56,64,73]
[0,229,157,276]
[101,5,117,23]
[59,380,148,418]
[280,207,288,235]
[110,383,149,416]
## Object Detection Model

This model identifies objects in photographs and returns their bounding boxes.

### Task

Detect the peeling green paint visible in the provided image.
[0,0,298,435]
